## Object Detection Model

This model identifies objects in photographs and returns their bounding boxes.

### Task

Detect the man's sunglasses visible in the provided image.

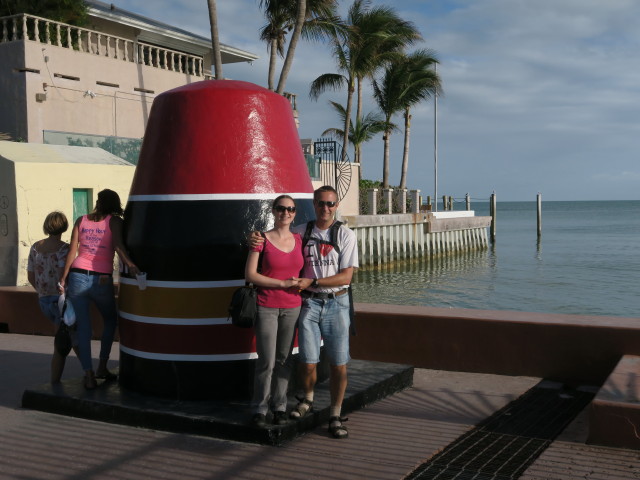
[274,205,296,213]
[316,200,337,208]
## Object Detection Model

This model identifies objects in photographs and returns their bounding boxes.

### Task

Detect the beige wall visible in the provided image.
[311,162,360,217]
[16,39,204,143]
[10,160,134,286]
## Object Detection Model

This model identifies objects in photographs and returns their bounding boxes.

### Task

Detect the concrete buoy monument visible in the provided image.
[117,80,315,400]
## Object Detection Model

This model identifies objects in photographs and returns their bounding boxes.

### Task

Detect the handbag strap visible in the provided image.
[257,231,266,273]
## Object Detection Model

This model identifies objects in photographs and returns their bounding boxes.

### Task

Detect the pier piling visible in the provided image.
[537,192,542,238]
[490,192,497,243]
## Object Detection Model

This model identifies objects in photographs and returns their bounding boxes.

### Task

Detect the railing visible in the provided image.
[0,14,205,77]
[343,213,491,267]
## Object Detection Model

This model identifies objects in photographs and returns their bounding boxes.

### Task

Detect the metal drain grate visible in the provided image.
[405,382,595,480]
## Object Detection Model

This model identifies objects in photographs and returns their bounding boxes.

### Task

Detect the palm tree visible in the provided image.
[350,3,421,125]
[275,0,305,94]
[398,50,441,189]
[309,0,420,163]
[259,0,340,92]
[309,39,355,163]
[0,0,87,24]
[207,0,223,79]
[373,50,441,189]
[321,101,386,174]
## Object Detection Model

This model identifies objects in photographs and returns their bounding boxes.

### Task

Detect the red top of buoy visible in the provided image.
[130,80,313,197]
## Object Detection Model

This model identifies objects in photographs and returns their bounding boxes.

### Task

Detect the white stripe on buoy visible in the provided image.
[119,311,230,326]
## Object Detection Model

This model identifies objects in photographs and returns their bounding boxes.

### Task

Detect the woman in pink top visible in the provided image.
[245,195,303,427]
[59,189,139,390]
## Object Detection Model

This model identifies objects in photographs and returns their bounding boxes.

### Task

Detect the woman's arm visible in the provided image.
[27,245,37,289]
[27,271,36,289]
[244,250,299,289]
[59,218,81,291]
[110,216,139,275]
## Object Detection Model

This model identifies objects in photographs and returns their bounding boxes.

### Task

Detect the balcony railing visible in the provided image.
[0,14,205,77]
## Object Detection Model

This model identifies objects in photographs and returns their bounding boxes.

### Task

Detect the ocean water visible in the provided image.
[353,200,640,318]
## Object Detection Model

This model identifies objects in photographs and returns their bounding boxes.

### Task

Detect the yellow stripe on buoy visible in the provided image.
[118,280,242,318]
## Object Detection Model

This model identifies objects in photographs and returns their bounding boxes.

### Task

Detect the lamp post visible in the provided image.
[433,64,438,212]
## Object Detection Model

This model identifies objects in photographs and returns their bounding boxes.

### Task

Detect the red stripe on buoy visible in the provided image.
[119,317,257,355]
[130,80,313,196]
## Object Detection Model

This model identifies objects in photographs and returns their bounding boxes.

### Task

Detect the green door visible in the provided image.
[73,189,91,222]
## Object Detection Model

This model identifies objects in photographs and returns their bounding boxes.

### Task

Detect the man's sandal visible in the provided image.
[289,396,313,419]
[328,416,349,439]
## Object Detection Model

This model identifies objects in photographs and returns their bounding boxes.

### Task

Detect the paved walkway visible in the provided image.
[1,333,639,479]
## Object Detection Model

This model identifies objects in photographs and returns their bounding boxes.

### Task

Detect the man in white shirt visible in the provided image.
[288,185,358,439]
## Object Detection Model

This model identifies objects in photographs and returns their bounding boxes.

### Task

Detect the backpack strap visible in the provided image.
[329,221,343,255]
[302,220,315,248]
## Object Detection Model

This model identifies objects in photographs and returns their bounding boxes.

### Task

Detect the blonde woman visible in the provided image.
[27,211,74,383]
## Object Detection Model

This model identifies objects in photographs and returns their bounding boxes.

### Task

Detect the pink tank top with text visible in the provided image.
[71,215,114,274]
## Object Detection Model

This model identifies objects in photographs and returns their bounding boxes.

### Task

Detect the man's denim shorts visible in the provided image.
[297,294,351,366]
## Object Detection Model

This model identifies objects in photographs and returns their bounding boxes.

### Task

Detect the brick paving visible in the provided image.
[1,333,639,479]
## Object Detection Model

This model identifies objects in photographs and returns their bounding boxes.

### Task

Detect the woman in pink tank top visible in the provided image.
[245,195,303,427]
[59,189,139,390]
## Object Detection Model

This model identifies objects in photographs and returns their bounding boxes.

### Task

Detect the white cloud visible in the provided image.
[112,0,640,200]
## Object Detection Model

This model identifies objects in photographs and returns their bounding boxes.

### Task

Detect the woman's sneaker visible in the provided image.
[273,410,288,425]
[252,413,267,428]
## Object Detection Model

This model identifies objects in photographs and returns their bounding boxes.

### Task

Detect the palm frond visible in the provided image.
[309,73,347,100]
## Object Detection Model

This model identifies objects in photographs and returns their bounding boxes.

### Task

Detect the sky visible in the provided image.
[111,0,640,201]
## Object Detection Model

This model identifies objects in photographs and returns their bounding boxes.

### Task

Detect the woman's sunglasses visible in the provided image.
[316,200,337,208]
[274,205,296,213]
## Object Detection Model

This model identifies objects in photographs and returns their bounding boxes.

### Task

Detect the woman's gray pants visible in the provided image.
[252,305,300,415]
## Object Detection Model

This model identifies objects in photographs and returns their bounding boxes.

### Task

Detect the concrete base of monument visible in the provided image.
[21,359,413,446]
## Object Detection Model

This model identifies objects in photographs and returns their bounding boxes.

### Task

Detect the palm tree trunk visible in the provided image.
[342,76,355,163]
[382,127,391,188]
[207,0,223,80]
[356,76,363,125]
[268,38,278,90]
[399,106,411,189]
[276,0,306,95]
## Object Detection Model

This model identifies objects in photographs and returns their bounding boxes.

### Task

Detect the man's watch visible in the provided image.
[311,278,319,288]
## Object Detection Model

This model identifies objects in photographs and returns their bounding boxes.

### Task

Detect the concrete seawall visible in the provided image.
[343,213,491,266]
[2,286,638,386]
[351,303,640,385]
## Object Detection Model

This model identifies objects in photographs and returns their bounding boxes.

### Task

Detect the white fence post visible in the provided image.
[410,189,421,213]
[367,188,378,215]
[382,188,393,214]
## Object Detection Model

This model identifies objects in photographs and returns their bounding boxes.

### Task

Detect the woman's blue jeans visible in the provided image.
[67,271,117,371]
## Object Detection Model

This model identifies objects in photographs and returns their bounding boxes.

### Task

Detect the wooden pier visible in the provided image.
[342,211,492,267]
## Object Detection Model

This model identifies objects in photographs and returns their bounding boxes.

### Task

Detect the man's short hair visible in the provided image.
[43,211,68,235]
[314,185,338,201]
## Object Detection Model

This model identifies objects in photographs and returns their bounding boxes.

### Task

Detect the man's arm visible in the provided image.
[247,231,265,249]
[298,267,354,291]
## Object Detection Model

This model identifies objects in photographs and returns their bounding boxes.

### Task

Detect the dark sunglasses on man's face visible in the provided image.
[274,205,296,213]
[316,200,337,208]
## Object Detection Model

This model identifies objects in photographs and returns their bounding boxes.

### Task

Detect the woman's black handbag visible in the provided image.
[54,322,73,356]
[228,231,265,328]
[228,284,258,328]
